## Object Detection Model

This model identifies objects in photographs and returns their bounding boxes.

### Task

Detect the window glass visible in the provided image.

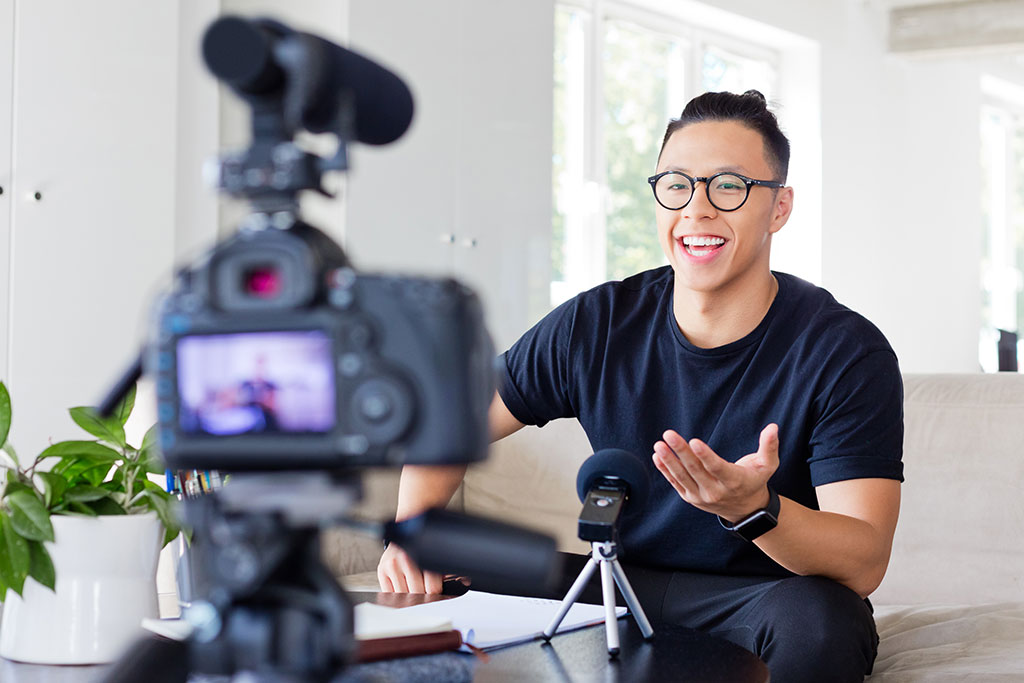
[603,20,685,281]
[552,6,579,284]
[701,44,777,100]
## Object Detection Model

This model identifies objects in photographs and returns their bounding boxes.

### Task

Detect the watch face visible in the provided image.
[736,510,778,542]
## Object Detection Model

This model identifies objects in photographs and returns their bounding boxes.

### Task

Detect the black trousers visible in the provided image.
[506,552,879,683]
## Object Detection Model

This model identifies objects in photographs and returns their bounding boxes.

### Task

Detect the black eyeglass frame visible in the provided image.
[646,171,785,212]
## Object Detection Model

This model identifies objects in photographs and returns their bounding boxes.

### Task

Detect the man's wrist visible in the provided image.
[721,487,773,525]
[718,486,780,542]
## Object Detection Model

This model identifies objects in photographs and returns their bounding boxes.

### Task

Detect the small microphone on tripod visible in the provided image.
[545,449,655,656]
[576,449,650,543]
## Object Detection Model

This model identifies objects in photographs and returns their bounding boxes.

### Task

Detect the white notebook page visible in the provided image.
[396,590,626,650]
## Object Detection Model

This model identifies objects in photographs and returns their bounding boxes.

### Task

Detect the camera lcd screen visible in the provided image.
[177,330,335,436]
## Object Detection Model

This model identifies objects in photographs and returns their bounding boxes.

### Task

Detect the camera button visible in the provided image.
[338,435,370,455]
[339,353,363,377]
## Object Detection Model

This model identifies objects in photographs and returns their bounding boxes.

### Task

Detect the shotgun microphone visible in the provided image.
[384,508,562,595]
[202,16,414,144]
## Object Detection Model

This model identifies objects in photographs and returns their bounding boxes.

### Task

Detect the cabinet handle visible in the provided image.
[439,233,455,244]
[33,191,42,201]
[462,238,478,248]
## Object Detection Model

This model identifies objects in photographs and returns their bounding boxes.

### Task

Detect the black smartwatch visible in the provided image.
[718,486,780,542]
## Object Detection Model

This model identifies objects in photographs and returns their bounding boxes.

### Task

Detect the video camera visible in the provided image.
[98,16,559,683]
[153,16,493,472]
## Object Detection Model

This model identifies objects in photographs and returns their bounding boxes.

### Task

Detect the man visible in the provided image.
[378,90,903,682]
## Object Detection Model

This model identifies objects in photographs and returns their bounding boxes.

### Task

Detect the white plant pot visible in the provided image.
[0,512,163,664]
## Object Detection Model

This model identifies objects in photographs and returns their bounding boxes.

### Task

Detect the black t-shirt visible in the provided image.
[498,267,904,577]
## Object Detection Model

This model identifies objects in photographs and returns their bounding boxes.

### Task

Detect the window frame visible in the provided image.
[979,76,1024,370]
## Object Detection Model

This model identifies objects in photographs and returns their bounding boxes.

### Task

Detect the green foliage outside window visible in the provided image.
[603,21,674,281]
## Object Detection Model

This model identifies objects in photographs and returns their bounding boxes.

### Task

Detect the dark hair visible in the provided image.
[659,90,790,183]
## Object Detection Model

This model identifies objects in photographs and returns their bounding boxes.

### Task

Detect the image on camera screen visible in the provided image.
[176,330,335,436]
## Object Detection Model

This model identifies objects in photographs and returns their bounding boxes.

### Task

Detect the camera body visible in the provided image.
[151,217,494,472]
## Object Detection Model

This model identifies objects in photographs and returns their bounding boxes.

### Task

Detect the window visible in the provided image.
[552,1,782,306]
[979,75,1024,371]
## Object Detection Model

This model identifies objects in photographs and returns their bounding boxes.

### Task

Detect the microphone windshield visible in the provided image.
[575,449,651,503]
[202,17,414,146]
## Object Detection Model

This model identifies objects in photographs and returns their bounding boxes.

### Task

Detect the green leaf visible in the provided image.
[41,440,121,463]
[2,479,33,499]
[111,384,137,429]
[66,501,97,516]
[139,426,165,474]
[37,472,68,509]
[64,485,111,503]
[142,490,180,547]
[1,441,19,468]
[109,467,125,487]
[81,463,112,487]
[0,381,11,449]
[69,407,125,447]
[52,460,112,489]
[0,511,30,596]
[27,541,55,591]
[7,490,54,542]
[87,497,126,515]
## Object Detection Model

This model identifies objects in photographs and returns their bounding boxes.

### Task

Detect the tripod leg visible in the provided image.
[599,559,620,656]
[542,556,598,640]
[609,559,654,639]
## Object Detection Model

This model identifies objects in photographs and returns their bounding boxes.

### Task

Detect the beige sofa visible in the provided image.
[326,373,1024,680]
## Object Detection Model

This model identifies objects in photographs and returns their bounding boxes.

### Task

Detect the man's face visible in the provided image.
[655,120,792,295]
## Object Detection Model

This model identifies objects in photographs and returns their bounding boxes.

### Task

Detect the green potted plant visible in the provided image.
[0,380,180,664]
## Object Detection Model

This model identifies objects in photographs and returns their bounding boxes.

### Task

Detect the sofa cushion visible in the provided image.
[463,415,592,555]
[869,602,1024,680]
[871,374,1024,606]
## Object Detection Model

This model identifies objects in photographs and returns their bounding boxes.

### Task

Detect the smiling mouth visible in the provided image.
[680,235,727,257]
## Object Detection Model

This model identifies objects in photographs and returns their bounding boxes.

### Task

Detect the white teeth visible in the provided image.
[681,236,726,247]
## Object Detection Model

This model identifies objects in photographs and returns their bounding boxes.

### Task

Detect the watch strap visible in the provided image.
[718,486,780,542]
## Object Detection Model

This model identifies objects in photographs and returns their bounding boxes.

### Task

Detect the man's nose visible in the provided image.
[683,181,718,219]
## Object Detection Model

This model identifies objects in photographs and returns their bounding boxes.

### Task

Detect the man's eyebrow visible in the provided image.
[660,164,750,175]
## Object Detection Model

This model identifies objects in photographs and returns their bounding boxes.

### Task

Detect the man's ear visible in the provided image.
[768,186,794,235]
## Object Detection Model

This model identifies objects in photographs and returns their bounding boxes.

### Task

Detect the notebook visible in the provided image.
[389,590,625,651]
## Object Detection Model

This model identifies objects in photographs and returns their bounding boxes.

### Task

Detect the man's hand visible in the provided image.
[652,423,780,522]
[377,543,444,594]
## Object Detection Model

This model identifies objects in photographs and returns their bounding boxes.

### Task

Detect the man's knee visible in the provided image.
[751,576,878,683]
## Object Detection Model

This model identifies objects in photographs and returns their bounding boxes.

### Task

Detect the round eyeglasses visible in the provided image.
[647,171,785,212]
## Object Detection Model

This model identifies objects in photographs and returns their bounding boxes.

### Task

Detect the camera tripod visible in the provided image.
[542,540,654,656]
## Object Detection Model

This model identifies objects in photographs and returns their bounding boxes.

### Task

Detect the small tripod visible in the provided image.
[542,540,654,656]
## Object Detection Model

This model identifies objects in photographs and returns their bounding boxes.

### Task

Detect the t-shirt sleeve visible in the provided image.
[806,349,905,485]
[497,299,578,428]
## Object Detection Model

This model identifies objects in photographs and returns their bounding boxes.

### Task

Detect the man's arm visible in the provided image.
[377,391,525,593]
[653,424,901,597]
[756,478,900,597]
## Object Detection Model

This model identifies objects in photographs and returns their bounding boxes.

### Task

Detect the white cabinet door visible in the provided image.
[346,0,554,351]
[0,0,14,384]
[5,1,178,454]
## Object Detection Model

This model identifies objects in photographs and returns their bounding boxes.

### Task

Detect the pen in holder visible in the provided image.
[168,470,223,607]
